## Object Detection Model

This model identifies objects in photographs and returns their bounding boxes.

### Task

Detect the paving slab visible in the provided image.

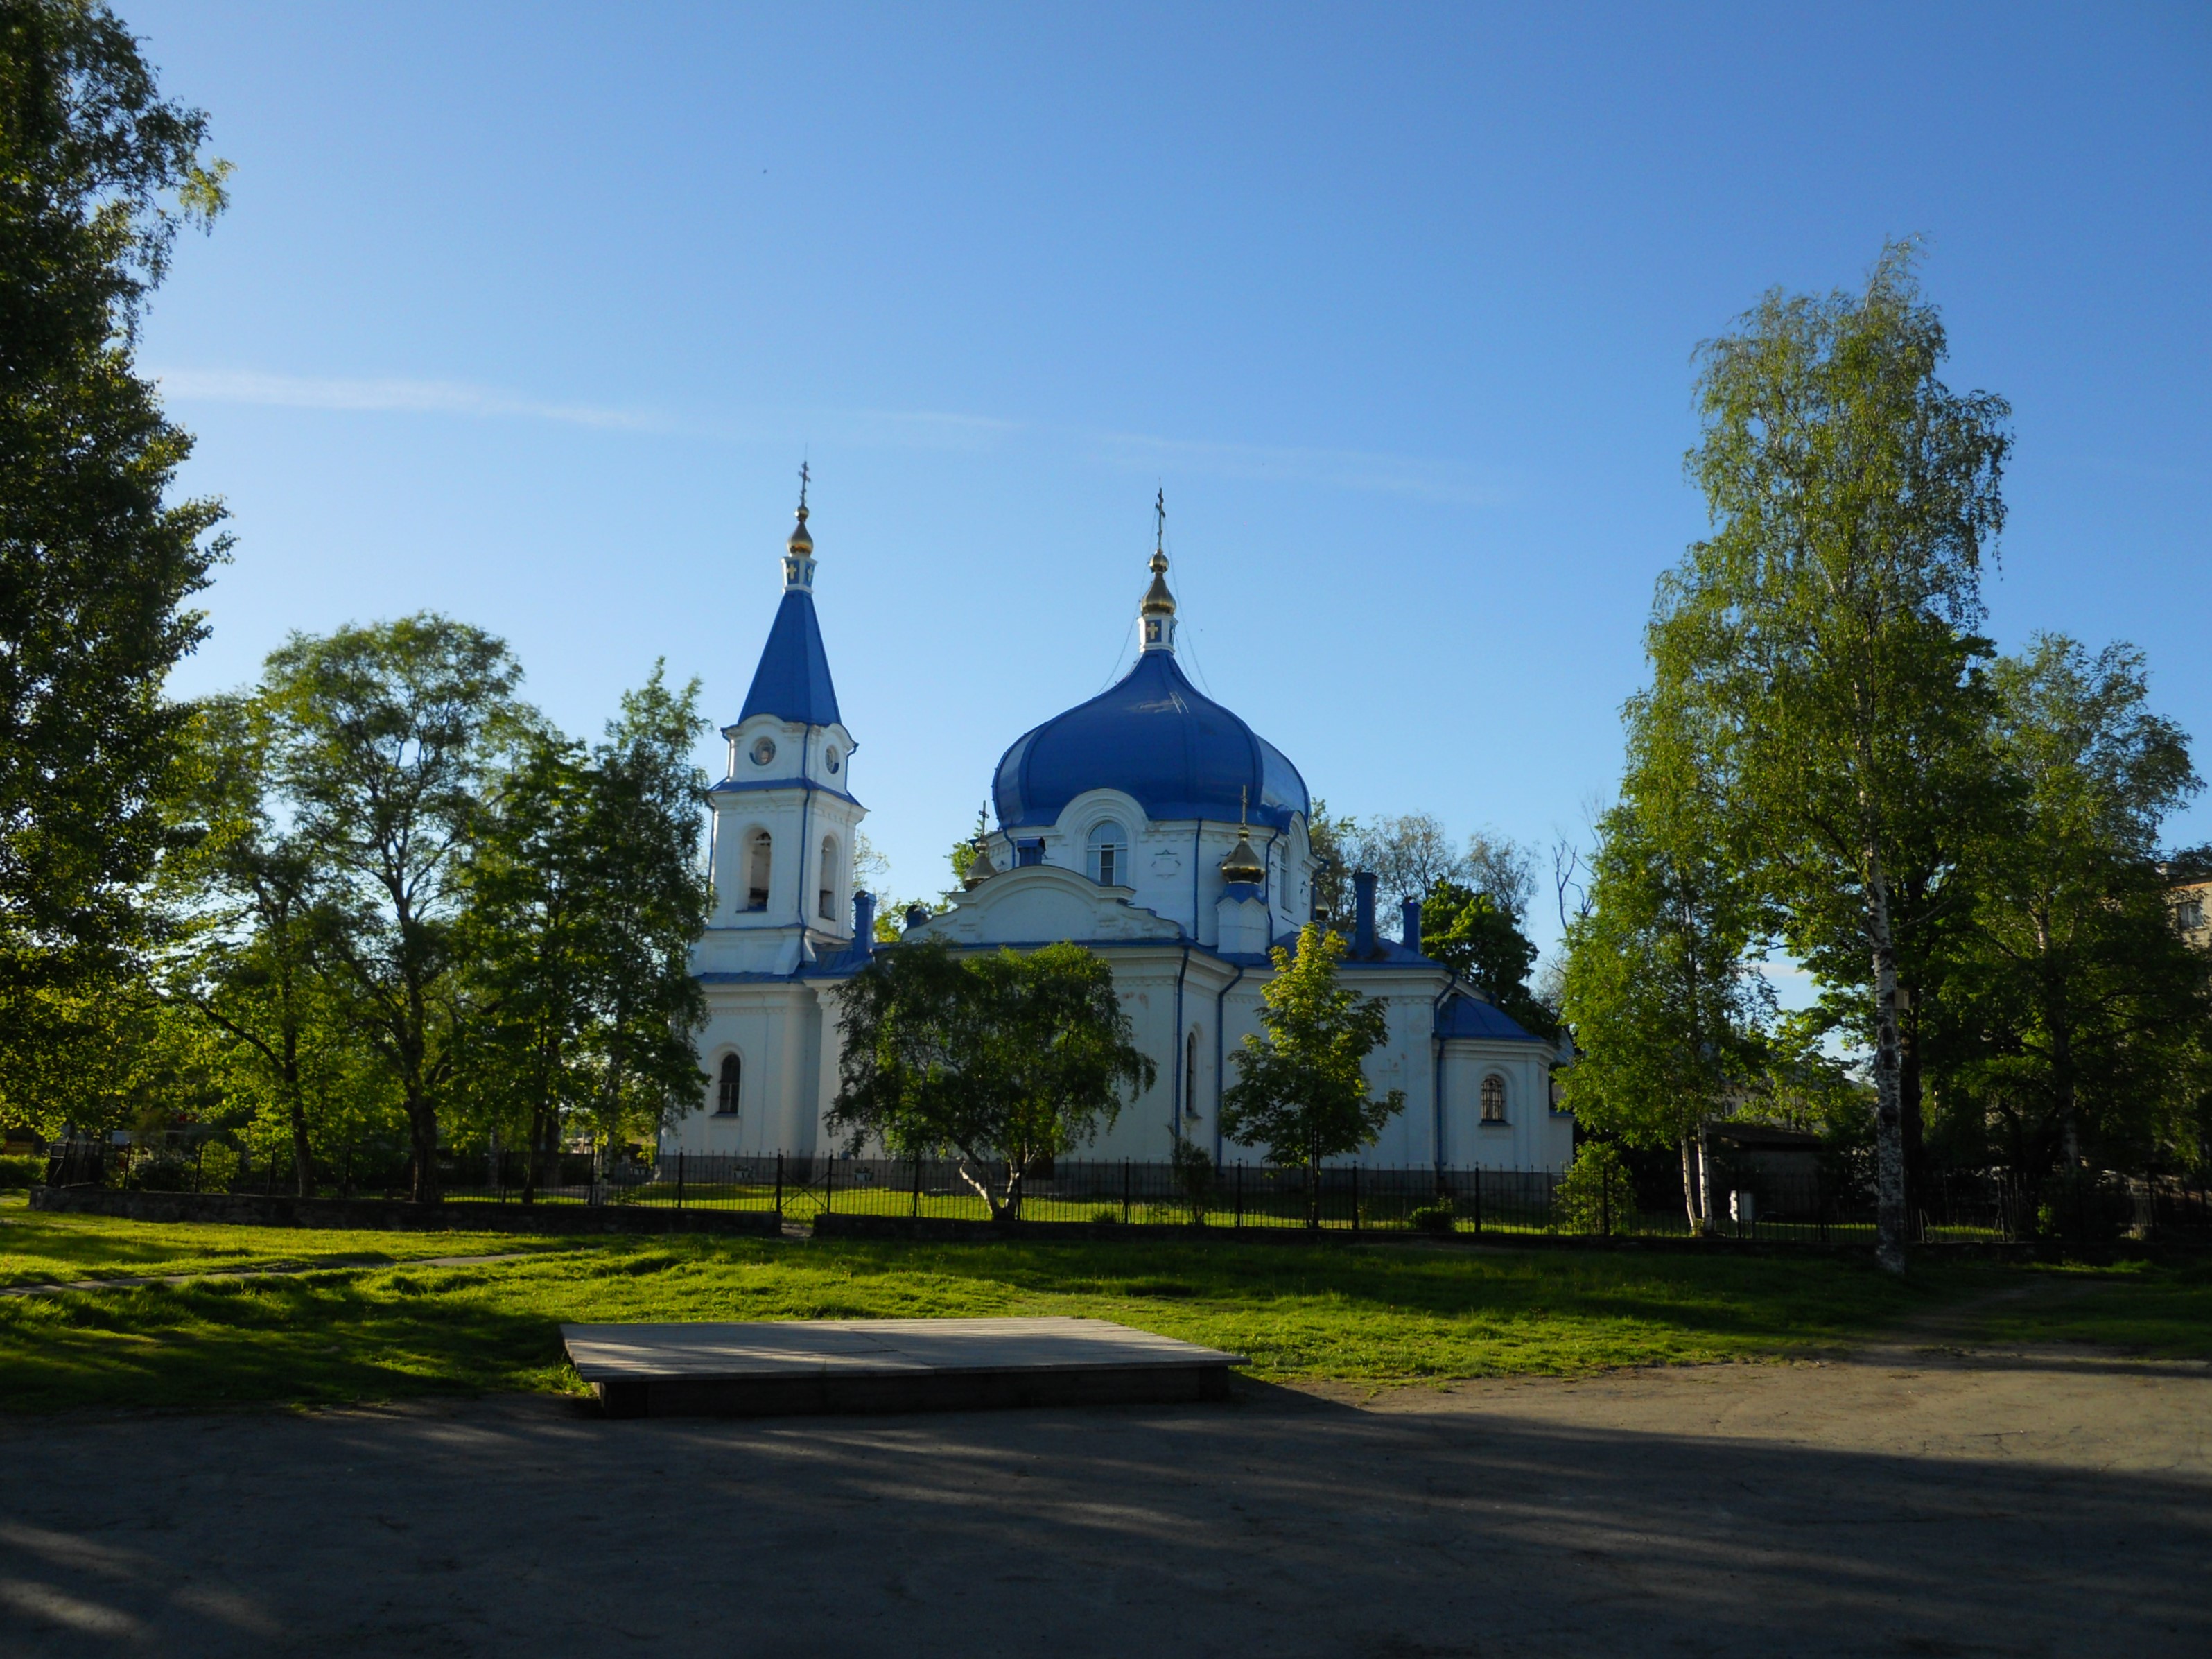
[560,1314,1246,1416]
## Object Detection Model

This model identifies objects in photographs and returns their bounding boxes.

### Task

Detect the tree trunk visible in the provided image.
[282,1032,313,1199]
[1865,862,1908,1274]
[1680,1136,1704,1233]
[1898,986,1924,1215]
[406,1097,439,1204]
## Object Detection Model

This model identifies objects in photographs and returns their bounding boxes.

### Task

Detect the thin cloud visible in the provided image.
[153,369,668,431]
[153,366,1501,503]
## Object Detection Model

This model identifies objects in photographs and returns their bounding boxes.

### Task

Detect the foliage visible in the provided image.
[259,616,528,1201]
[0,1,232,1095]
[1219,924,1405,1224]
[1305,799,1357,931]
[458,666,712,1190]
[1652,241,2012,1269]
[1342,813,1538,935]
[1553,1141,1635,1235]
[830,940,1156,1219]
[1559,688,1773,1231]
[1926,636,2209,1176]
[945,805,991,888]
[1170,1136,1217,1225]
[1420,878,1553,1039]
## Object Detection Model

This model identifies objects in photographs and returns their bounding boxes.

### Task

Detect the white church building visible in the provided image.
[672,496,1573,1172]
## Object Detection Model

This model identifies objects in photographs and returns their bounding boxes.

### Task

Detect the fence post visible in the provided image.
[1472,1168,1483,1236]
[194,1140,205,1195]
[1235,1161,1244,1228]
[911,1152,922,1217]
[1601,1166,1611,1238]
[1122,1159,1132,1225]
[1351,1163,1361,1232]
[675,1150,686,1210]
[824,1154,835,1214]
[774,1152,784,1221]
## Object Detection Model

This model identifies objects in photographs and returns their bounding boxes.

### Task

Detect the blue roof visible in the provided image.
[1436,993,1546,1043]
[993,652,1310,831]
[738,589,842,728]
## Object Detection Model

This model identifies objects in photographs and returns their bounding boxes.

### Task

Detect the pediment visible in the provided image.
[908,865,1185,946]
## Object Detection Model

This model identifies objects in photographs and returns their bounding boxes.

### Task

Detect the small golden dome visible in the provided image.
[963,835,998,888]
[787,503,813,555]
[1219,829,1264,885]
[1140,550,1176,616]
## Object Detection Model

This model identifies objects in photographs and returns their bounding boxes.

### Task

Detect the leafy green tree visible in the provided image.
[0,1,232,1091]
[1653,243,2011,1270]
[829,939,1154,1219]
[1219,923,1406,1226]
[1558,695,1773,1231]
[1928,636,2208,1177]
[460,667,713,1190]
[1305,799,1357,932]
[1420,879,1554,1039]
[1553,1140,1635,1235]
[260,616,526,1201]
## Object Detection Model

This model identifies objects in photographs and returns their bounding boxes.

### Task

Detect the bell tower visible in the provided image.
[697,471,866,975]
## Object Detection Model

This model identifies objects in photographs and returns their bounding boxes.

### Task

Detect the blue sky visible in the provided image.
[129,2,2210,955]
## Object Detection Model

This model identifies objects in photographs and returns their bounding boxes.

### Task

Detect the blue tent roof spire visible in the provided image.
[737,484,842,728]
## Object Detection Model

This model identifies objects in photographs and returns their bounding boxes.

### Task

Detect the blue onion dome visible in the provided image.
[993,650,1311,831]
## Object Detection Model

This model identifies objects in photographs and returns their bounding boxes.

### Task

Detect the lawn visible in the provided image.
[0,1203,585,1289]
[1,1211,2203,1415]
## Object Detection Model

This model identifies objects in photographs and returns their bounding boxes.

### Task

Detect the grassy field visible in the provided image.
[1,1208,2204,1415]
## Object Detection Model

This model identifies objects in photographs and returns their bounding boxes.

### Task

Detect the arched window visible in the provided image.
[1481,1074,1507,1123]
[818,835,838,921]
[714,1054,740,1116]
[747,831,772,911]
[1185,1030,1200,1122]
[1087,820,1127,887]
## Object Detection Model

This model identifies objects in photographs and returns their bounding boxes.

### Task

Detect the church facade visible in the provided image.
[672,498,1573,1172]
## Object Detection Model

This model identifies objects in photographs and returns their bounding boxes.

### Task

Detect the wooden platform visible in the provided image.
[561,1316,1246,1418]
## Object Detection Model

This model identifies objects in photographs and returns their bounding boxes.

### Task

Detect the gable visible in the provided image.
[909,866,1185,947]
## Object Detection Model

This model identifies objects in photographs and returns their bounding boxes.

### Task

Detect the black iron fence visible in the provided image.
[46,1137,2212,1242]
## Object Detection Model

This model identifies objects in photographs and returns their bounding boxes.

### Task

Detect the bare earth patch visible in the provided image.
[0,1287,2204,1657]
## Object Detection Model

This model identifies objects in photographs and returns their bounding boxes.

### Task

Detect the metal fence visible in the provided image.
[42,1137,2212,1243]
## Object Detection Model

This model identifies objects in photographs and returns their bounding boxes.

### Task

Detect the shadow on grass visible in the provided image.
[0,1272,574,1414]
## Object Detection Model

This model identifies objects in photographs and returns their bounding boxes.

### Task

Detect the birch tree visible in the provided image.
[1653,243,2010,1270]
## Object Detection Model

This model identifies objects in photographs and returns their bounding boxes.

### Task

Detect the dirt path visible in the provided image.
[0,1278,2204,1656]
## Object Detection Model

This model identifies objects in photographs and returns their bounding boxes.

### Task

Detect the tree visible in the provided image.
[157,694,364,1193]
[260,616,526,1201]
[1306,799,1357,932]
[0,1,232,1086]
[829,940,1154,1219]
[1558,696,1773,1232]
[1929,636,2208,1179]
[1653,243,2011,1271]
[1349,813,1463,918]
[462,667,713,1190]
[1420,879,1553,1039]
[1219,923,1406,1226]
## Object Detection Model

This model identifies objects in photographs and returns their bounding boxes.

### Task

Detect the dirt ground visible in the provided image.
[1,1317,2206,1657]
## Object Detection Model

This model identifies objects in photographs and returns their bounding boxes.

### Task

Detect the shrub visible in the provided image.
[0,1154,45,1189]
[1407,1201,1456,1235]
[1087,1206,1122,1225]
[1171,1139,1217,1225]
[1554,1143,1635,1235]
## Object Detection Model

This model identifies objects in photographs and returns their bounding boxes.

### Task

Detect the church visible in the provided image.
[671,494,1573,1173]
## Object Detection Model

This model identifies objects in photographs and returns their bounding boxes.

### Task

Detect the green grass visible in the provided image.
[0,1208,582,1289]
[1949,1257,2212,1359]
[1,1212,2202,1416]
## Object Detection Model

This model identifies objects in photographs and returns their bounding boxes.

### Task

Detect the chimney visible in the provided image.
[851,892,876,957]
[1353,871,1377,958]
[904,903,930,932]
[1402,896,1423,956]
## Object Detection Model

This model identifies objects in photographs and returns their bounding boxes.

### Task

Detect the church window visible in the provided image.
[714,1054,740,1116]
[1016,838,1044,867]
[747,831,772,910]
[819,835,839,920]
[824,745,841,776]
[1481,1075,1507,1123]
[1087,821,1127,887]
[750,736,776,767]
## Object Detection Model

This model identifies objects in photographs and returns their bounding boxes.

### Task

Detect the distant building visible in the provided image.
[668,496,1574,1172]
[2168,867,2211,953]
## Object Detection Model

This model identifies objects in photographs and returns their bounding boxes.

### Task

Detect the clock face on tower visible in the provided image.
[825,746,841,774]
[750,737,776,767]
